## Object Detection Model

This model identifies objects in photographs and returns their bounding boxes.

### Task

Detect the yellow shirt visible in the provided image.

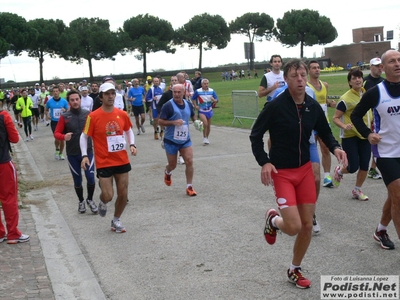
[307,80,328,121]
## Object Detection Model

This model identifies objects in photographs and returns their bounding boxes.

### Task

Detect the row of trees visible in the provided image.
[0,10,338,82]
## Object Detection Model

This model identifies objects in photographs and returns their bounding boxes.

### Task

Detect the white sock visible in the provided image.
[187,184,192,188]
[377,223,387,232]
[290,263,300,272]
[271,216,279,229]
[324,172,330,178]
[113,216,119,222]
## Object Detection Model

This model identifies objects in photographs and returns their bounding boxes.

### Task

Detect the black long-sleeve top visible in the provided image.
[250,88,341,169]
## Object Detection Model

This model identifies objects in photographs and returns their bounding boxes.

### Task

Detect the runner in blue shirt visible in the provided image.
[45,85,69,160]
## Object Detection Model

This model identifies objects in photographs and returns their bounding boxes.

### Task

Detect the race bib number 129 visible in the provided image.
[107,135,126,152]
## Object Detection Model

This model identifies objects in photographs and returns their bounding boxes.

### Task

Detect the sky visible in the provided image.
[1,0,399,83]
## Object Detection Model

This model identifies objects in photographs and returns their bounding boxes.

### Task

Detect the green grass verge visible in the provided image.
[200,71,356,140]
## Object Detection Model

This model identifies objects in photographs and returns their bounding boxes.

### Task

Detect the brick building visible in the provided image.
[324,26,394,68]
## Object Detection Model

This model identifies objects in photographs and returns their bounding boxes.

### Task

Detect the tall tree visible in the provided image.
[122,14,175,77]
[61,18,120,81]
[0,12,31,59]
[174,13,230,71]
[275,9,337,58]
[229,13,274,70]
[27,18,66,83]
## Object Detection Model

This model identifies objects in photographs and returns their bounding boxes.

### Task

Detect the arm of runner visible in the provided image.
[79,132,90,170]
[125,128,137,156]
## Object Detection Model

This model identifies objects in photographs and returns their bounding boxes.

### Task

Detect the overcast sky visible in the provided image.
[1,0,399,83]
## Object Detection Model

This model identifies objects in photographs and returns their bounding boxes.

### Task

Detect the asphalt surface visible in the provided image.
[2,110,399,300]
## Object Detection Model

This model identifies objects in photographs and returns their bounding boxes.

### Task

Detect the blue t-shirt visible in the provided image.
[128,86,145,106]
[46,97,69,121]
[160,99,195,144]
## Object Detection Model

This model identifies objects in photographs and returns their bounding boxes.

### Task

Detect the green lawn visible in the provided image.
[203,71,354,140]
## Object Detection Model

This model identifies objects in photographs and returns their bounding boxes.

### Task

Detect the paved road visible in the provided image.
[2,111,399,300]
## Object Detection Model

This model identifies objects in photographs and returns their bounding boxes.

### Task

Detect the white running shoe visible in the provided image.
[111,219,126,233]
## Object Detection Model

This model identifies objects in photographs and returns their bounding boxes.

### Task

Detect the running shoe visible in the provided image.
[287,268,311,289]
[160,130,164,139]
[312,214,321,234]
[55,150,60,160]
[368,168,382,179]
[29,135,34,140]
[140,125,145,133]
[373,228,395,250]
[26,137,29,142]
[203,137,210,145]
[323,175,333,187]
[164,171,172,186]
[264,208,279,245]
[332,166,342,187]
[18,123,22,128]
[7,234,30,244]
[186,186,197,196]
[86,199,98,214]
[352,189,369,201]
[154,132,159,140]
[150,119,154,125]
[78,201,86,213]
[46,121,50,126]
[178,156,185,165]
[137,129,140,135]
[111,219,126,233]
[0,236,6,243]
[98,200,108,217]
[59,154,65,160]
[161,139,165,149]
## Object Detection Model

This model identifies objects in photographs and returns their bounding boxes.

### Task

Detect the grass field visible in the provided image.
[199,70,360,140]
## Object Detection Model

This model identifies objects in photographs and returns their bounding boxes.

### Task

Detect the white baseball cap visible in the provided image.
[99,82,115,92]
[370,57,382,66]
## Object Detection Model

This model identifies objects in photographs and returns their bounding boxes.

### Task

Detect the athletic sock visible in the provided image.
[377,223,387,232]
[289,263,301,272]
[271,215,279,229]
[87,183,95,200]
[74,186,84,202]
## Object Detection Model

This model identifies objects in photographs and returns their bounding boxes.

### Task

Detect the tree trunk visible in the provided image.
[88,57,93,82]
[300,40,304,58]
[198,44,203,71]
[249,42,255,71]
[143,52,147,79]
[39,51,44,83]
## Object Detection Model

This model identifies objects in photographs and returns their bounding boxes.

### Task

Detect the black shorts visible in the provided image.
[145,101,152,112]
[376,158,400,186]
[51,120,58,133]
[31,108,40,118]
[132,105,145,116]
[97,163,131,178]
[13,107,21,115]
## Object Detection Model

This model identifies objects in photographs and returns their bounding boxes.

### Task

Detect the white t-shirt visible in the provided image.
[264,71,285,100]
[114,93,125,110]
[81,95,93,111]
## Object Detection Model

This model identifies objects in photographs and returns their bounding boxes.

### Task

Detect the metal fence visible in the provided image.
[231,90,259,128]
